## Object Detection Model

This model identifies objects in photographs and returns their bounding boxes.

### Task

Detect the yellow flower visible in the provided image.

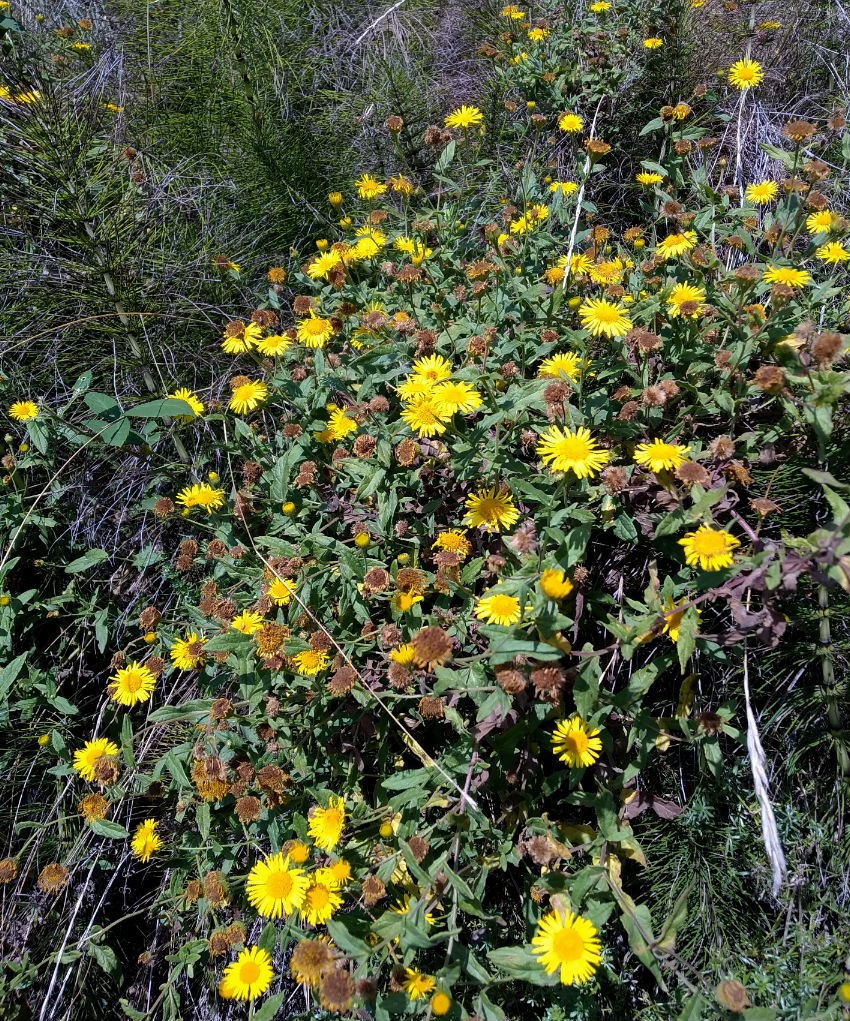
[16,90,41,104]
[287,840,310,864]
[558,112,583,133]
[432,530,472,558]
[432,380,482,415]
[390,644,415,665]
[475,591,522,626]
[388,173,414,195]
[678,525,740,571]
[745,180,778,205]
[445,105,484,129]
[328,191,343,206]
[397,374,434,402]
[667,282,706,317]
[588,258,624,286]
[306,250,342,280]
[538,351,585,380]
[634,439,690,473]
[231,610,264,635]
[728,58,764,90]
[431,992,452,1015]
[297,310,334,348]
[327,407,357,440]
[552,716,602,768]
[293,649,329,676]
[590,1,610,10]
[221,321,262,355]
[219,946,275,1001]
[816,241,850,264]
[107,661,156,707]
[805,210,833,234]
[643,37,663,47]
[661,596,701,643]
[268,578,296,605]
[168,387,204,420]
[354,532,371,548]
[131,819,162,863]
[256,333,293,356]
[308,796,346,851]
[540,569,574,600]
[402,969,436,1000]
[412,354,451,383]
[73,737,119,781]
[762,266,811,287]
[549,180,578,195]
[229,379,268,414]
[463,487,520,532]
[170,631,207,670]
[393,590,423,612]
[528,27,548,40]
[299,875,343,926]
[500,4,525,17]
[8,400,38,421]
[246,853,308,918]
[321,858,352,886]
[355,174,386,199]
[175,483,225,514]
[531,908,602,985]
[655,231,697,259]
[536,425,610,478]
[636,171,664,185]
[401,395,453,438]
[578,298,632,338]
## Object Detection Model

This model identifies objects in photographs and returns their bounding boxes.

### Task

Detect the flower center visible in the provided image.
[304,318,328,336]
[694,531,727,555]
[594,306,621,323]
[490,595,516,615]
[565,731,588,756]
[265,869,294,899]
[552,928,585,962]
[555,437,591,460]
[308,884,330,909]
[239,961,261,984]
[124,671,143,692]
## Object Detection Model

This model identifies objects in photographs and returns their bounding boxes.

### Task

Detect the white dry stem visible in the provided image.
[560,97,605,293]
[353,0,409,47]
[743,638,787,897]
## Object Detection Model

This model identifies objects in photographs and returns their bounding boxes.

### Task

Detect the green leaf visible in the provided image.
[148,700,214,723]
[487,945,557,985]
[676,606,699,673]
[65,549,109,573]
[435,140,456,172]
[0,653,27,702]
[639,116,664,135]
[251,994,286,1021]
[89,819,130,839]
[119,999,149,1020]
[196,802,210,841]
[84,392,122,417]
[326,917,372,959]
[87,941,123,981]
[126,398,196,419]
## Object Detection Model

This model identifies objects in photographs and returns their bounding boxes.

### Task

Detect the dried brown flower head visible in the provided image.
[676,461,710,486]
[495,664,526,694]
[0,858,18,884]
[753,365,785,392]
[811,331,843,367]
[235,796,262,824]
[410,626,452,670]
[153,497,175,517]
[320,970,354,1012]
[38,863,70,894]
[362,875,387,906]
[418,696,445,719]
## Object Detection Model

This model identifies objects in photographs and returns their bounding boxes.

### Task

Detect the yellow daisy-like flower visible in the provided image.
[328,191,343,207]
[8,400,38,421]
[531,908,602,985]
[107,661,156,707]
[287,840,310,864]
[431,992,452,1015]
[655,231,698,259]
[390,644,415,665]
[552,716,602,768]
[678,525,740,571]
[293,649,329,676]
[393,590,423,612]
[432,380,482,415]
[355,174,386,200]
[536,426,610,478]
[170,631,207,670]
[222,321,262,355]
[500,4,525,17]
[175,483,225,514]
[412,354,451,383]
[388,173,414,195]
[558,112,583,133]
[246,853,308,918]
[229,380,268,415]
[590,1,610,10]
[745,180,778,205]
[661,596,701,643]
[401,396,454,438]
[549,180,578,195]
[634,438,691,473]
[131,819,162,863]
[636,171,664,185]
[403,969,436,1000]
[327,407,357,440]
[299,875,343,926]
[268,578,296,605]
[728,57,764,90]
[463,487,520,532]
[587,258,624,286]
[321,859,352,886]
[643,37,663,47]
[308,796,346,851]
[231,610,264,635]
[762,266,811,287]
[560,252,593,276]
[168,387,204,420]
[816,241,850,264]
[805,210,833,234]
[306,250,342,280]
[445,105,484,129]
[528,27,548,41]
[540,569,574,600]
[397,375,435,402]
[219,946,275,1001]
[433,529,472,558]
[667,283,706,317]
[538,351,585,380]
[297,310,334,348]
[256,333,293,356]
[73,737,119,781]
[475,591,522,627]
[578,298,632,338]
